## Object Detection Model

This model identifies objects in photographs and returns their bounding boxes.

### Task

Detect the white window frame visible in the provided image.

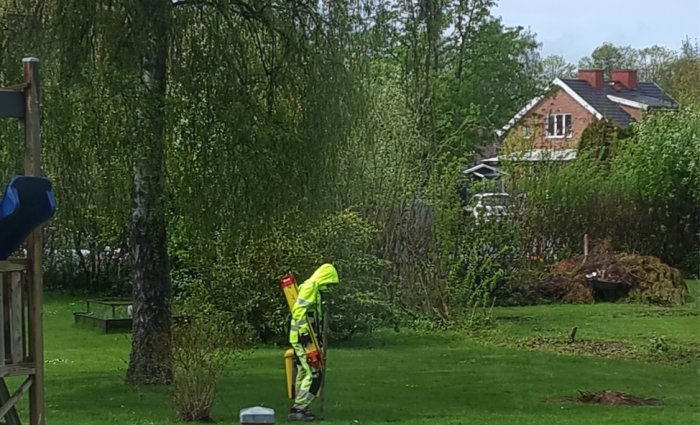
[545,113,573,139]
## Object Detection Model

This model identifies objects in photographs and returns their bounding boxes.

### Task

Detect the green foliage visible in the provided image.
[647,334,670,354]
[680,249,700,278]
[538,54,577,82]
[578,42,644,78]
[504,149,609,261]
[172,211,390,343]
[503,106,700,273]
[0,0,555,332]
[578,119,632,161]
[578,42,678,81]
[309,212,394,340]
[656,38,700,103]
[171,302,250,422]
[446,218,520,318]
[577,38,699,102]
[436,19,541,156]
[610,107,700,264]
[613,108,700,204]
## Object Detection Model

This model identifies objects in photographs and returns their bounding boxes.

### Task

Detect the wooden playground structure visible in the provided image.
[0,58,46,425]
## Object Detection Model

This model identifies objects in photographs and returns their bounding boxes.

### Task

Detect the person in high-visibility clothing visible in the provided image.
[288,263,339,422]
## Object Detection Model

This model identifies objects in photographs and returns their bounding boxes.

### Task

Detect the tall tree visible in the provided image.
[637,45,677,82]
[126,0,172,385]
[578,41,678,82]
[658,38,700,103]
[578,42,639,78]
[539,54,576,82]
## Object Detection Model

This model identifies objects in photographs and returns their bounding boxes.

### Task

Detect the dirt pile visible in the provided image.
[574,390,661,406]
[537,251,689,306]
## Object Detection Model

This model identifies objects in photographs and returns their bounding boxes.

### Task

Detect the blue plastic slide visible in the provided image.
[0,176,56,260]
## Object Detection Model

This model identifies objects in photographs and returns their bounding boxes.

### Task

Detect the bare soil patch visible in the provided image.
[521,337,632,357]
[569,390,662,406]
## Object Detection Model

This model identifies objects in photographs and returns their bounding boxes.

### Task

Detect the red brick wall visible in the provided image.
[509,89,597,150]
[618,104,641,121]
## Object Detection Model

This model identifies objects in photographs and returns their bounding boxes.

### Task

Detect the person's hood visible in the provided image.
[308,263,339,290]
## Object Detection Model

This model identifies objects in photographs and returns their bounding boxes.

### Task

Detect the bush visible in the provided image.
[610,107,700,267]
[446,216,522,318]
[500,106,700,271]
[171,302,250,422]
[493,268,544,306]
[172,210,391,343]
[308,212,393,341]
[578,118,632,161]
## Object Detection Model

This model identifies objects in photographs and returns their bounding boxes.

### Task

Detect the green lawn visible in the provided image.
[11,281,699,424]
[481,280,700,362]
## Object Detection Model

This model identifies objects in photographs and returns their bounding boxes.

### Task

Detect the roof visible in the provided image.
[461,163,506,180]
[498,77,678,136]
[482,149,577,165]
[558,79,634,126]
[559,79,677,126]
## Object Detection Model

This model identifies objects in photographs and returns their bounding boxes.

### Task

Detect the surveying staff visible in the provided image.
[288,263,339,422]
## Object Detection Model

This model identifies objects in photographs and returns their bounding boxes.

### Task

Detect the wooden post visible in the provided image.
[0,273,4,366]
[23,57,44,425]
[9,272,22,364]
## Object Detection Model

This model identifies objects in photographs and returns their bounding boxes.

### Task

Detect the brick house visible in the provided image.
[496,69,678,150]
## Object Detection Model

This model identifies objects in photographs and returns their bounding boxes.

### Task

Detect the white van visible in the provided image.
[465,192,511,223]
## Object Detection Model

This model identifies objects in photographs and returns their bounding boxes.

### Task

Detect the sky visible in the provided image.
[493,0,700,64]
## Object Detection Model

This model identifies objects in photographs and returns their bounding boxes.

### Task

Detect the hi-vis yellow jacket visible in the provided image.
[289,263,339,344]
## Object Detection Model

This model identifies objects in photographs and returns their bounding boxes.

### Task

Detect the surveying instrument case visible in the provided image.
[280,273,325,399]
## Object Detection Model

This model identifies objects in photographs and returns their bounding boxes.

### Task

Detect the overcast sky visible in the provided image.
[493,0,700,64]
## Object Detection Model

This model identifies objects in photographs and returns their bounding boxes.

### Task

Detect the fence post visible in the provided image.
[23,56,45,425]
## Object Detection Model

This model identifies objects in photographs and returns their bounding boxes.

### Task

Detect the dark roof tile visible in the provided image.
[560,79,632,126]
[559,79,677,127]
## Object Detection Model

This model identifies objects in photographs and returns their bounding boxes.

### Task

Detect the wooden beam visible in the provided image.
[0,262,28,273]
[0,376,32,422]
[0,378,22,425]
[0,364,36,379]
[23,56,45,425]
[22,276,28,361]
[0,274,4,367]
[9,272,22,365]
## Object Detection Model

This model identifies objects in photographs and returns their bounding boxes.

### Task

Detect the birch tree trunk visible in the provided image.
[126,0,172,385]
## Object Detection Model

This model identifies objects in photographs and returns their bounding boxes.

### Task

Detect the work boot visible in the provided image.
[288,407,316,422]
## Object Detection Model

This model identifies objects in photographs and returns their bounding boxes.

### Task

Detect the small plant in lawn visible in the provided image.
[171,304,250,422]
[648,334,670,354]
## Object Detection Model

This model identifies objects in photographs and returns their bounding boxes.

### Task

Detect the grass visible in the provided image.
[8,281,700,424]
[480,281,700,362]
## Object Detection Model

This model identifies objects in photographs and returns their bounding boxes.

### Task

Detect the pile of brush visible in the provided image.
[537,243,689,305]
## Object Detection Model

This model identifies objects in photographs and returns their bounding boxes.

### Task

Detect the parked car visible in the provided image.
[465,192,511,223]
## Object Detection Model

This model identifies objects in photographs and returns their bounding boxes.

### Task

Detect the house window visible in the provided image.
[546,113,573,138]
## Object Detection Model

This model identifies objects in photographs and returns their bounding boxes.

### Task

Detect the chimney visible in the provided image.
[611,69,637,90]
[578,69,604,89]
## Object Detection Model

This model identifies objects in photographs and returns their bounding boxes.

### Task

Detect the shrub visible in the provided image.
[500,106,700,272]
[171,302,250,422]
[172,210,391,343]
[446,216,521,318]
[610,107,700,267]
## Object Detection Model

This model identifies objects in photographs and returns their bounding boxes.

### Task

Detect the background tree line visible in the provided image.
[540,39,700,102]
[0,0,697,385]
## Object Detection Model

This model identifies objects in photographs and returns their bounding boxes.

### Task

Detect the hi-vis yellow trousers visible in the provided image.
[292,342,317,409]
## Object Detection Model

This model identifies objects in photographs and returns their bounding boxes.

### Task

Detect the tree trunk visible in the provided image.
[126,0,172,385]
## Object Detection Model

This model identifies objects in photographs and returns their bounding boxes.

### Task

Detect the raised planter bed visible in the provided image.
[73,298,133,333]
[73,312,132,333]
